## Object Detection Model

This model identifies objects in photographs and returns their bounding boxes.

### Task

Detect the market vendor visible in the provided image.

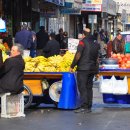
[0,44,25,94]
[112,33,124,54]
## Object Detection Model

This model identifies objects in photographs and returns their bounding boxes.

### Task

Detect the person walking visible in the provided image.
[70,28,100,113]
[0,44,25,94]
[43,33,60,58]
[36,26,49,56]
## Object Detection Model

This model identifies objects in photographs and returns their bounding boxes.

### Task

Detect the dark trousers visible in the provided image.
[77,70,95,109]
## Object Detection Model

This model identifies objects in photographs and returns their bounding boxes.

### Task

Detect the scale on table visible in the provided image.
[101,58,119,69]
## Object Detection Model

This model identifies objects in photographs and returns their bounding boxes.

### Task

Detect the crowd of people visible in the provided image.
[1,24,125,59]
[14,25,69,58]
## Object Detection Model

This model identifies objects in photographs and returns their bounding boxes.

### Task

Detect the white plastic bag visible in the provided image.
[113,76,128,95]
[100,75,115,93]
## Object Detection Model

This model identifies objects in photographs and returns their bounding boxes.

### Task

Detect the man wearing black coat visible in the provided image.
[0,44,25,94]
[36,26,49,56]
[43,33,60,58]
[70,28,100,113]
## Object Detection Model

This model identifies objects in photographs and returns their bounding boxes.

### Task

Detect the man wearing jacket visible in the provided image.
[70,28,100,113]
[112,33,124,54]
[43,33,60,58]
[0,44,25,94]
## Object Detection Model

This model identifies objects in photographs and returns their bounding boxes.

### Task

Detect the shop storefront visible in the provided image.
[81,0,102,34]
[60,0,82,38]
[102,0,117,35]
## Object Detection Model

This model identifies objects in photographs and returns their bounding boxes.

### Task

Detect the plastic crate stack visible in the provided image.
[0,93,25,118]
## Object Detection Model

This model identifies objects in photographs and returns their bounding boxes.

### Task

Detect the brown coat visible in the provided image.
[112,37,124,54]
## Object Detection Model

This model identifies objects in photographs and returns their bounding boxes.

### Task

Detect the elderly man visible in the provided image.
[70,28,100,113]
[0,44,25,94]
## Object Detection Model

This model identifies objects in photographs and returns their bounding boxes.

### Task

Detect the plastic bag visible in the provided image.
[100,75,115,93]
[113,76,128,95]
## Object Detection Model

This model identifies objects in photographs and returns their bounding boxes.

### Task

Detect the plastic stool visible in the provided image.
[58,72,80,109]
[0,93,25,118]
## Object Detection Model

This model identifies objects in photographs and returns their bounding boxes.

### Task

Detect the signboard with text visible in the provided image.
[85,0,102,4]
[82,4,102,12]
[68,38,79,53]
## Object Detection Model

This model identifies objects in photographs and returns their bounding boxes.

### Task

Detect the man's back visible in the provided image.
[36,30,49,49]
[77,36,100,71]
[15,29,32,49]
[43,39,60,58]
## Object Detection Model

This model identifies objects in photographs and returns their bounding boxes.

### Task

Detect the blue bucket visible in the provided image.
[58,72,80,109]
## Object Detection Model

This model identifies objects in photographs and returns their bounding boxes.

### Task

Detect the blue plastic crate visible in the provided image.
[115,95,128,104]
[103,94,116,103]
[126,95,130,104]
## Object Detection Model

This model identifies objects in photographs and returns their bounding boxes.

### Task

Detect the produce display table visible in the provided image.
[99,68,130,77]
[23,72,80,109]
[99,68,130,104]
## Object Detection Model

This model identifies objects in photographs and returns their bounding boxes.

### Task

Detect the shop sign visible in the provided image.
[40,8,56,16]
[82,4,102,12]
[107,0,116,15]
[84,0,102,4]
[116,1,130,13]
[60,8,81,14]
[73,0,82,8]
[102,0,107,12]
[68,38,79,53]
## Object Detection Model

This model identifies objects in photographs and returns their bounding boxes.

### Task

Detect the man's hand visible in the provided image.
[69,67,73,73]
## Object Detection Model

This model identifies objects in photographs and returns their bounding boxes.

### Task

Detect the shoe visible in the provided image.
[74,108,86,113]
[85,108,92,113]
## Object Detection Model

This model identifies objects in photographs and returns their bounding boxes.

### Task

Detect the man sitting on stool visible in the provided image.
[0,44,25,94]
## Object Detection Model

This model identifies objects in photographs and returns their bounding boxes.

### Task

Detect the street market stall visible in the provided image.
[99,68,130,104]
[23,72,80,109]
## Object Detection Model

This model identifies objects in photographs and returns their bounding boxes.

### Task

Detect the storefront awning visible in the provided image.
[60,8,81,15]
